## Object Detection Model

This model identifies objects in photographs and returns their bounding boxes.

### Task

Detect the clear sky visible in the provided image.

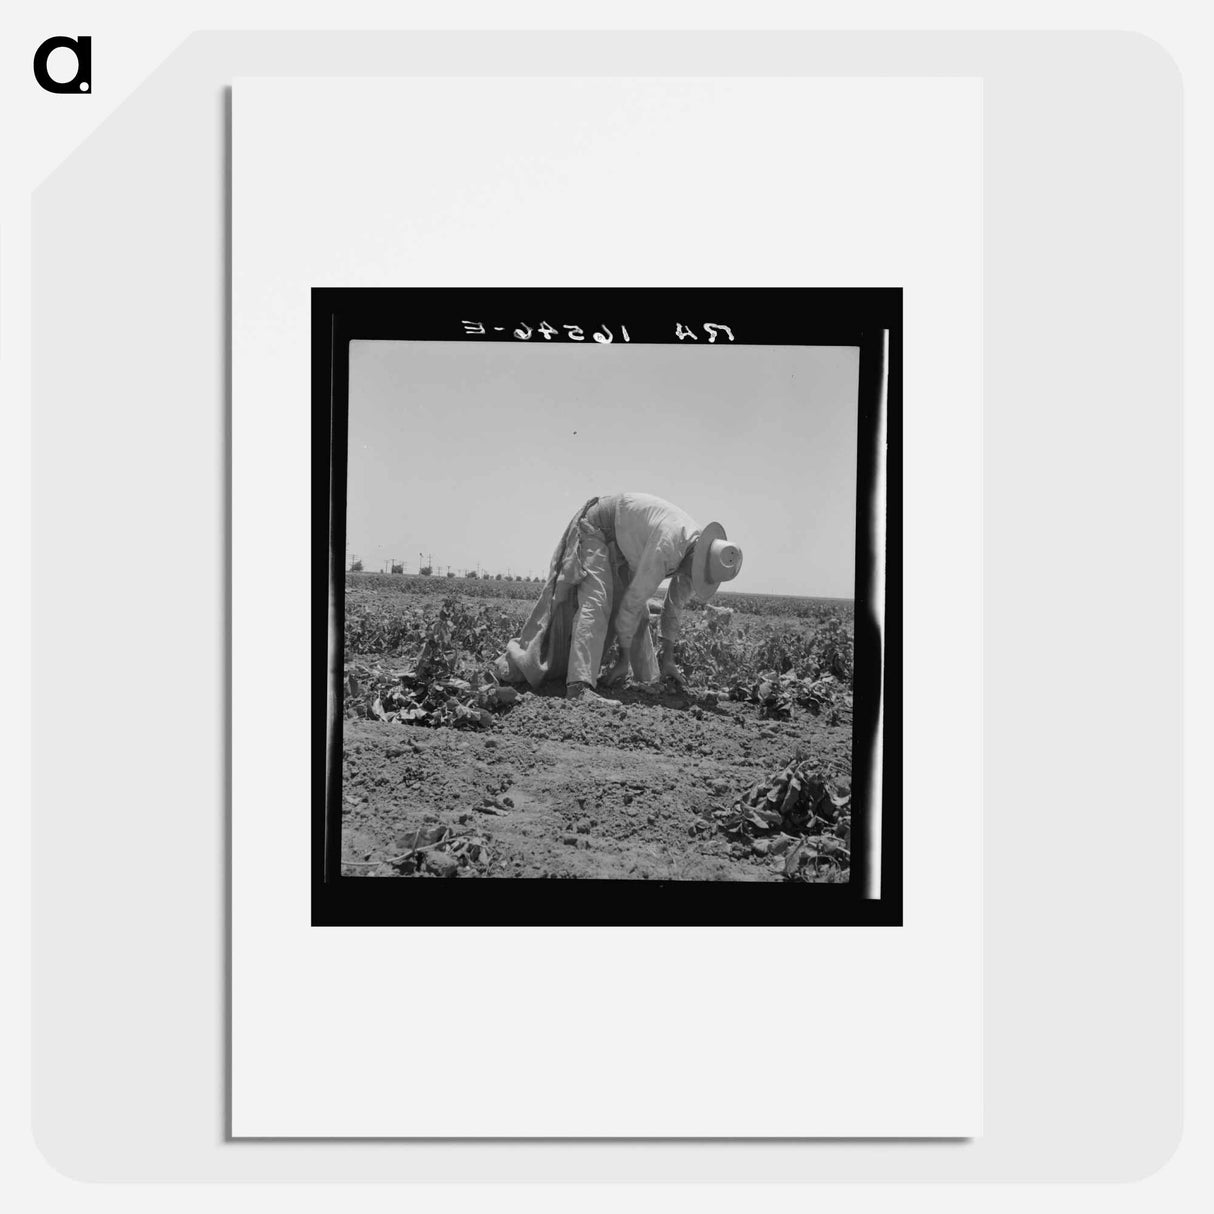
[346,340,859,598]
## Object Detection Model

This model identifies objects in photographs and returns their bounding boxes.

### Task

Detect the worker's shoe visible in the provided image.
[566,681,602,701]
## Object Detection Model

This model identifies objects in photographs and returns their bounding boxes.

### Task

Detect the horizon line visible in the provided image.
[344,570,853,602]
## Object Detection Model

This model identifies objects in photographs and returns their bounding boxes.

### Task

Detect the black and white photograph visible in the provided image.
[314,288,900,926]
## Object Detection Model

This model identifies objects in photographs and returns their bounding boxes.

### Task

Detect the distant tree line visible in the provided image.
[349,561,541,583]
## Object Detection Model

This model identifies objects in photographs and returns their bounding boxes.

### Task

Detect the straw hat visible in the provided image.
[690,522,743,601]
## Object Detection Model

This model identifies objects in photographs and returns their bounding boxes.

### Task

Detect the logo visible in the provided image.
[33,35,91,93]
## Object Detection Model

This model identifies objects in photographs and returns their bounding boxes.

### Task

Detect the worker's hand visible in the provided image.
[660,659,686,691]
[602,652,632,687]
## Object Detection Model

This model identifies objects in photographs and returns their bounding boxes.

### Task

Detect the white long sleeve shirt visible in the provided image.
[608,493,701,646]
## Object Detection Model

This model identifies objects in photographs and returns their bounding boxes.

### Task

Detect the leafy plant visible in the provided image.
[672,608,855,695]
[714,758,852,882]
[344,595,527,730]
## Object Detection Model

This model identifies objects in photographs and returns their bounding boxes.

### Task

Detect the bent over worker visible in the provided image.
[492,493,743,699]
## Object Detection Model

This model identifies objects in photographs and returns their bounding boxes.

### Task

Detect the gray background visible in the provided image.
[31,31,1181,1180]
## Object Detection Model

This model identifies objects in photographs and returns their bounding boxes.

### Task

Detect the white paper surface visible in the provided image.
[232,75,982,1137]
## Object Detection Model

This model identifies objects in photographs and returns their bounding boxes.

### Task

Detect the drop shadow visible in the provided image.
[221,82,234,1142]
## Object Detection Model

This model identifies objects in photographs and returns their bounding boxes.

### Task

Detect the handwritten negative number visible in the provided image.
[675,322,735,343]
[462,321,737,344]
[506,321,632,343]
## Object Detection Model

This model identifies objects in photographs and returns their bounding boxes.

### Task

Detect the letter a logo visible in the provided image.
[33,36,92,94]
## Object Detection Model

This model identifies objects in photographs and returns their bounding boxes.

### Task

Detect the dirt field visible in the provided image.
[339,575,854,882]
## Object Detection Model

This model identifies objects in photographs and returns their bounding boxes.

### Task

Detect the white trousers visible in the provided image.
[566,534,661,687]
